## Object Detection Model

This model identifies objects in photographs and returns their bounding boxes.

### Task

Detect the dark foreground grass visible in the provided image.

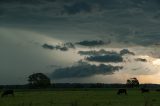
[0,89,160,106]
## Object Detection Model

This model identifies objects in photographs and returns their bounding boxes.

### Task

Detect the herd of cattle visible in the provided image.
[0,88,160,97]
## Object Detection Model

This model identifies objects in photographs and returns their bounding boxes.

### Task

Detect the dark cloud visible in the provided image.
[42,42,75,51]
[0,0,160,47]
[135,58,147,62]
[76,40,106,47]
[63,1,91,15]
[50,61,123,79]
[78,49,135,63]
[78,49,135,56]
[78,49,119,55]
[57,46,68,51]
[86,54,123,63]
[42,43,54,50]
[63,42,75,49]
[0,8,5,16]
[120,49,135,56]
[0,0,47,4]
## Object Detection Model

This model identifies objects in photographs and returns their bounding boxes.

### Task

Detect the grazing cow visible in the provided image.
[117,89,127,95]
[1,90,14,97]
[141,88,149,93]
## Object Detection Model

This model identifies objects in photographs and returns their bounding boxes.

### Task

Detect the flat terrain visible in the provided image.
[0,89,160,106]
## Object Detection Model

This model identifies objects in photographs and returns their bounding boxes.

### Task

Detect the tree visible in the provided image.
[126,78,139,88]
[28,73,51,88]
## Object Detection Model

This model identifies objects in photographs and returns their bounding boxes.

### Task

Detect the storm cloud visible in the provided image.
[135,58,147,62]
[78,49,119,56]
[120,49,135,56]
[0,0,160,46]
[42,42,75,51]
[78,49,136,63]
[76,40,106,47]
[85,54,123,63]
[1,0,160,84]
[78,49,134,56]
[42,43,55,50]
[50,61,123,79]
[63,1,91,15]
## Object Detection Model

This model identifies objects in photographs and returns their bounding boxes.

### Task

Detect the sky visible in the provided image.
[0,0,160,85]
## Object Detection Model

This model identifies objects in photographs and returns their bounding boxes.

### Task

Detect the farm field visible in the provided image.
[0,89,160,106]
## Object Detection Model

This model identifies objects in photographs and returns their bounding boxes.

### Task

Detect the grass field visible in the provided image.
[0,89,160,106]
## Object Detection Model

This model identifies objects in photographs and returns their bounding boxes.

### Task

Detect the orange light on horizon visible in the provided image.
[153,59,160,66]
[137,73,160,84]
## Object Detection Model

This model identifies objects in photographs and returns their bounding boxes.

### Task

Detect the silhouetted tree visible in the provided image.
[126,78,139,88]
[28,73,51,88]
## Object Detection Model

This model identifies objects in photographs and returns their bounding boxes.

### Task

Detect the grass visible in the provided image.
[0,89,160,106]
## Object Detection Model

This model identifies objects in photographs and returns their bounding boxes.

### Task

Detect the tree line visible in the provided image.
[27,73,141,89]
[1,72,159,89]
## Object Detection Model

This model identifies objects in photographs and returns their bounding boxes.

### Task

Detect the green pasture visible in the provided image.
[0,89,160,106]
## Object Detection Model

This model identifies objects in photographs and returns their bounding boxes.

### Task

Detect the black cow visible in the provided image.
[1,90,14,97]
[117,89,127,95]
[141,88,149,93]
